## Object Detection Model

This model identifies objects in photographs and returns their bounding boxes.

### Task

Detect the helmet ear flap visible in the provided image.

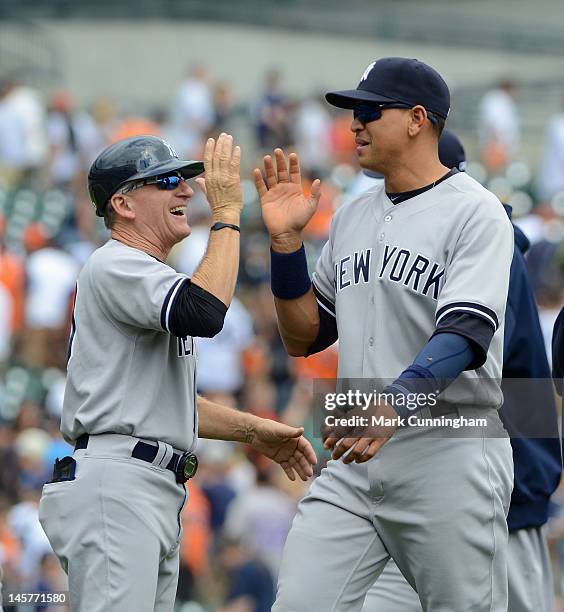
[89,182,110,217]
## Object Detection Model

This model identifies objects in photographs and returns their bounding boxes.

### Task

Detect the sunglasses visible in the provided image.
[353,104,439,125]
[118,172,185,195]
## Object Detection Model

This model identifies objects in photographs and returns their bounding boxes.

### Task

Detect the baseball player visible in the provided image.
[554,307,564,398]
[254,57,514,611]
[38,134,316,612]
[553,306,564,448]
[362,130,562,612]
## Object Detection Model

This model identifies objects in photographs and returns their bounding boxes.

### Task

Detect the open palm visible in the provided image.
[254,148,321,240]
[251,419,317,482]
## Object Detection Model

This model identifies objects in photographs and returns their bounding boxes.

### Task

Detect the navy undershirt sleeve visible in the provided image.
[431,311,495,370]
[306,303,338,355]
[167,279,227,338]
[385,332,478,418]
[306,285,338,355]
[553,308,564,395]
[412,332,475,381]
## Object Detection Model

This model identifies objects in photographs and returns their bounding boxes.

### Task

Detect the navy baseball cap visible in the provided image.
[326,57,450,120]
[438,129,466,171]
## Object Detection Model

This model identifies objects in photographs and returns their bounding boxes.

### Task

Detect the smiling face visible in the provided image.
[132,177,194,245]
[110,174,195,257]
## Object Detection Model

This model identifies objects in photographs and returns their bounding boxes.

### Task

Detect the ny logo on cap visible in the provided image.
[360,62,376,83]
[162,139,178,159]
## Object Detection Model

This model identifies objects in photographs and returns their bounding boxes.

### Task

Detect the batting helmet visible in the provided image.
[88,135,204,217]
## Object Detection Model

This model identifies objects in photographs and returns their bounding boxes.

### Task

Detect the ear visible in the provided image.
[407,106,428,137]
[110,194,136,221]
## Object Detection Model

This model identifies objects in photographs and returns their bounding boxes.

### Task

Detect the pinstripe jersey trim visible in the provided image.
[312,283,336,317]
[436,302,498,331]
[67,282,78,364]
[161,278,188,333]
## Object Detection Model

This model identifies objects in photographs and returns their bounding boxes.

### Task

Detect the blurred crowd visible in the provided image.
[0,63,563,612]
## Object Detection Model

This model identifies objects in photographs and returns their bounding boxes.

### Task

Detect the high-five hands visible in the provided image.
[195,133,243,223]
[254,149,321,252]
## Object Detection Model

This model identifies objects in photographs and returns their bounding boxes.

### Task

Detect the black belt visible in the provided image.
[74,434,198,483]
[428,402,458,417]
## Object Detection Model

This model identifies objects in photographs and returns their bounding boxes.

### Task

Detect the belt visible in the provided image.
[74,434,198,483]
[428,401,458,418]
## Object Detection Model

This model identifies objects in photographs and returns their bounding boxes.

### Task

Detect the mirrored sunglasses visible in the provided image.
[118,172,185,195]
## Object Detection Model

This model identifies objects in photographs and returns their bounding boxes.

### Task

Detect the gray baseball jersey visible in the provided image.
[312,171,513,405]
[62,239,198,452]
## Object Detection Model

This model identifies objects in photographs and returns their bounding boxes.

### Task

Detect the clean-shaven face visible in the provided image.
[351,108,410,173]
[127,175,194,250]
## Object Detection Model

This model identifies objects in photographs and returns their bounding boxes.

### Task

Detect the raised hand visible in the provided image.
[195,133,242,224]
[254,148,321,252]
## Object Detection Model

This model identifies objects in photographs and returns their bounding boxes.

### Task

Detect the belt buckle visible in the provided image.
[175,452,198,484]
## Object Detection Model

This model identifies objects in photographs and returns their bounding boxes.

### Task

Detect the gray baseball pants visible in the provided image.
[38,433,187,612]
[273,408,513,612]
[362,526,554,612]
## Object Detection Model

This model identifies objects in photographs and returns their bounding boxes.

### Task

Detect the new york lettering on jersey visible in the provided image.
[334,245,445,300]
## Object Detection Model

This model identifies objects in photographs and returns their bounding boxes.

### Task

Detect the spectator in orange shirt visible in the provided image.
[177,481,211,604]
[0,225,26,335]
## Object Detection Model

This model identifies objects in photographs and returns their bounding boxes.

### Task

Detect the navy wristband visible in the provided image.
[270,244,311,300]
[383,366,440,419]
[396,365,440,396]
[382,383,418,419]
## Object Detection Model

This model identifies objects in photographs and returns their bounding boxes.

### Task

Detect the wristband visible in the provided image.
[384,365,440,418]
[382,383,420,419]
[270,244,311,299]
[210,222,240,233]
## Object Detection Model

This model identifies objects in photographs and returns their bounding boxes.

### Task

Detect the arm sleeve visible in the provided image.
[168,280,227,338]
[307,237,338,355]
[431,311,495,370]
[385,332,477,417]
[306,285,339,355]
[435,199,513,353]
